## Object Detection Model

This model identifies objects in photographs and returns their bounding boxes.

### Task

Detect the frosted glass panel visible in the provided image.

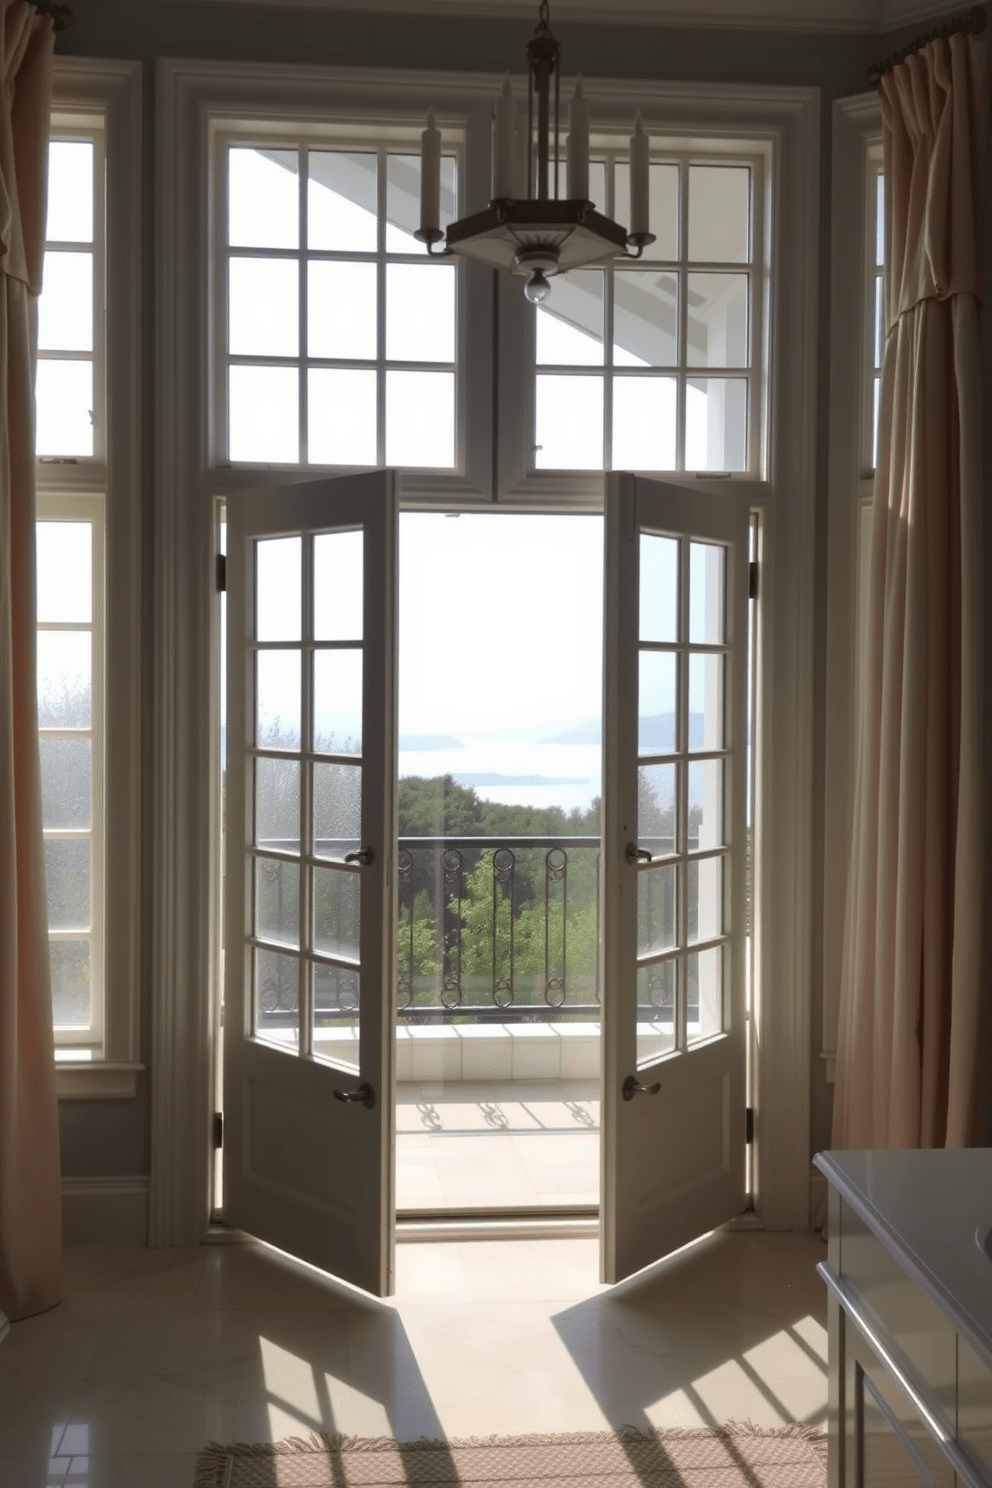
[37,631,91,728]
[638,651,676,754]
[638,864,676,955]
[36,359,93,457]
[51,941,90,1027]
[685,378,747,473]
[314,530,363,640]
[688,166,749,263]
[254,947,300,1050]
[37,522,91,623]
[687,944,723,1043]
[255,757,300,852]
[229,259,298,358]
[255,857,300,948]
[47,141,93,242]
[313,866,361,960]
[612,377,676,471]
[638,763,675,848]
[386,371,454,467]
[229,148,299,250]
[308,261,376,360]
[314,649,362,753]
[686,274,748,368]
[308,151,377,252]
[40,738,90,830]
[387,264,455,363]
[639,534,678,643]
[308,369,376,466]
[614,272,677,367]
[256,537,301,642]
[534,375,603,469]
[44,839,90,931]
[256,650,301,750]
[536,271,604,366]
[38,251,93,352]
[229,366,298,464]
[313,761,362,859]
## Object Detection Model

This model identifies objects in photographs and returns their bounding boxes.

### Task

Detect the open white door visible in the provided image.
[224,471,397,1297]
[602,472,749,1285]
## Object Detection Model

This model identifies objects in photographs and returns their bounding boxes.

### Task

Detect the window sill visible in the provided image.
[55,1062,143,1100]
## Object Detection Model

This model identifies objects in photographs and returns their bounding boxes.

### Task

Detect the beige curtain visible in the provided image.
[0,1,60,1324]
[832,33,989,1151]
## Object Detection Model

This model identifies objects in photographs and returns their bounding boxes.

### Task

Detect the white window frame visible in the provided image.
[42,59,143,1099]
[153,59,819,1247]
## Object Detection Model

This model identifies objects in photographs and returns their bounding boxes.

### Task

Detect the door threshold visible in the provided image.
[396,1208,599,1242]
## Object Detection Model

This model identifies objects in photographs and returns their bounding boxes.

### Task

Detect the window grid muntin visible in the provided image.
[221,138,460,472]
[533,150,758,477]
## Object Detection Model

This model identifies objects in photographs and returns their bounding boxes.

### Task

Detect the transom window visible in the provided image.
[219,141,459,470]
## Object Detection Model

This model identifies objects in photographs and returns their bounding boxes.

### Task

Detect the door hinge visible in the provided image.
[213,1111,224,1149]
[216,553,227,593]
[748,560,759,600]
[745,1106,754,1144]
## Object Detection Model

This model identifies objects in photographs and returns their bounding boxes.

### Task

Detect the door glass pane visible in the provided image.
[612,377,676,471]
[638,863,676,955]
[229,147,299,250]
[37,630,91,727]
[44,839,90,930]
[688,759,725,850]
[535,270,604,365]
[685,377,747,472]
[308,151,377,252]
[256,649,301,750]
[308,370,376,466]
[313,866,361,960]
[37,522,91,623]
[38,251,93,352]
[229,259,298,358]
[614,272,677,366]
[36,360,93,457]
[40,738,90,829]
[255,857,301,947]
[687,855,724,944]
[255,757,301,851]
[386,370,454,467]
[313,964,360,1072]
[688,653,724,751]
[255,946,300,1051]
[308,261,377,361]
[688,166,749,263]
[51,941,90,1027]
[638,651,676,753]
[639,534,678,643]
[689,541,726,644]
[615,162,679,260]
[387,263,456,363]
[637,960,675,1064]
[687,944,723,1043]
[313,760,362,859]
[638,763,675,848]
[314,530,363,640]
[229,366,299,464]
[47,140,94,242]
[314,649,362,753]
[534,375,603,469]
[686,274,748,368]
[256,537,301,641]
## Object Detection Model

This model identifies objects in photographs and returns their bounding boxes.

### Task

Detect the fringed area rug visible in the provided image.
[194,1422,828,1488]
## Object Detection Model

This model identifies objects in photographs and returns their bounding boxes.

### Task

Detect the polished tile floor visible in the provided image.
[396,1079,600,1209]
[0,1229,828,1488]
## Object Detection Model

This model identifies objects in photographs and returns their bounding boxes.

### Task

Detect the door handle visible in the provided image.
[626,843,652,863]
[623,1074,661,1101]
[344,847,373,865]
[333,1081,376,1109]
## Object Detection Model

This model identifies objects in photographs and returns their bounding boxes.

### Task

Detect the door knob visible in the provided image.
[333,1081,376,1109]
[623,1074,661,1101]
[344,847,373,865]
[626,843,652,863]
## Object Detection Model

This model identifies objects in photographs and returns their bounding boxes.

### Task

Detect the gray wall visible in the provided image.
[52,1,964,1188]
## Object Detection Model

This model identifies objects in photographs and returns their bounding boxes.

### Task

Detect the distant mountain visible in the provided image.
[453,772,590,788]
[541,718,601,745]
[399,733,465,751]
[542,713,708,749]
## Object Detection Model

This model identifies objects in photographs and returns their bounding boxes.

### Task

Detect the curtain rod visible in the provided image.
[868,4,987,84]
[31,0,73,32]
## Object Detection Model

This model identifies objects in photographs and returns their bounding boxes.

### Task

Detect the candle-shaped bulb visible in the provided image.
[420,106,441,237]
[567,73,590,202]
[493,73,516,199]
[629,110,650,238]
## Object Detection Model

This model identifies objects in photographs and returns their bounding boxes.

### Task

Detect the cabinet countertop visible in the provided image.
[814,1148,992,1373]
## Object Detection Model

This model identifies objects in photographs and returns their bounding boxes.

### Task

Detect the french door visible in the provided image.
[224,471,398,1297]
[601,472,749,1284]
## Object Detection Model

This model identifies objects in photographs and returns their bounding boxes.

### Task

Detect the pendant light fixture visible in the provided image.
[416,0,655,303]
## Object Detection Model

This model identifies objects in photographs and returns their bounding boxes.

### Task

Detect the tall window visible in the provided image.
[867,147,885,472]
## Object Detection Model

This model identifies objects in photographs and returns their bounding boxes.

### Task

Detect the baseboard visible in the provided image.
[61,1175,150,1245]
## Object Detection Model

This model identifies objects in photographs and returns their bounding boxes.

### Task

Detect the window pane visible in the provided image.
[229,147,299,250]
[313,760,362,860]
[314,964,360,1070]
[688,653,725,751]
[640,533,678,644]
[638,762,675,846]
[314,649,362,753]
[314,530,363,641]
[255,757,301,852]
[46,140,94,243]
[874,276,885,367]
[386,264,455,363]
[254,946,300,1050]
[615,162,679,261]
[38,252,93,352]
[40,737,91,830]
[535,270,604,366]
[308,151,377,252]
[44,839,90,931]
[688,855,724,945]
[638,863,676,955]
[876,171,885,266]
[255,857,300,948]
[614,272,677,367]
[313,866,361,960]
[386,153,456,254]
[688,166,750,263]
[308,369,377,466]
[689,758,725,850]
[686,274,748,368]
[37,630,91,728]
[51,940,90,1027]
[534,375,603,469]
[687,944,723,1043]
[36,359,93,457]
[37,522,91,623]
[689,541,726,644]
[612,377,676,470]
[386,370,454,467]
[308,262,377,361]
[638,651,676,754]
[256,649,301,750]
[229,259,298,358]
[256,536,301,642]
[229,366,299,463]
[685,378,747,472]
[637,961,675,1063]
